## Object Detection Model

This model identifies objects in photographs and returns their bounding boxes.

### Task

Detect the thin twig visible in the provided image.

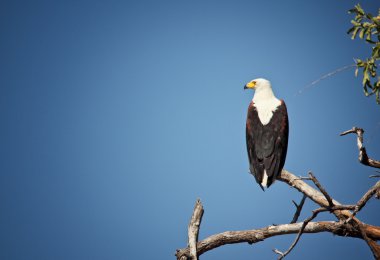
[279,170,352,221]
[340,127,380,169]
[347,181,380,222]
[274,208,325,259]
[274,205,358,259]
[290,195,307,224]
[308,172,334,207]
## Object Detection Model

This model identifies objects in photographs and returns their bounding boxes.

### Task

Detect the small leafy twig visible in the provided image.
[347,4,380,103]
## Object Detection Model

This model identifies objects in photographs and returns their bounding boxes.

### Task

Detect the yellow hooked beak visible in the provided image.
[244,81,256,90]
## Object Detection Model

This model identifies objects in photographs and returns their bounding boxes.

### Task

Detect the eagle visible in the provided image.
[244,78,289,190]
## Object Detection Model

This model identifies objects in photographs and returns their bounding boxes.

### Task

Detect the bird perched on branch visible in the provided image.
[244,78,289,190]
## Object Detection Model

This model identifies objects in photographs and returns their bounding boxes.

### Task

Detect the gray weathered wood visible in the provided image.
[188,199,204,260]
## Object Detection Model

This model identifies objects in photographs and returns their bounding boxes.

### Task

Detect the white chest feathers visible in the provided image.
[253,98,281,125]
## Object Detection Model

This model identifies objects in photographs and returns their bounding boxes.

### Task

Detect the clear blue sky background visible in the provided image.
[1,1,379,259]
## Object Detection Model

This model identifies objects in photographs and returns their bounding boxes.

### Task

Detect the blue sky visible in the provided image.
[1,1,379,259]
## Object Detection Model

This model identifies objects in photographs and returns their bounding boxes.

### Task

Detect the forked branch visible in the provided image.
[290,195,307,224]
[176,126,380,259]
[176,221,368,259]
[176,170,380,259]
[340,127,380,168]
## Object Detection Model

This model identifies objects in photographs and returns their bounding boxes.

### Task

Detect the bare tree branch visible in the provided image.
[359,222,380,259]
[275,203,367,259]
[340,127,380,168]
[176,169,380,259]
[308,172,334,207]
[187,199,204,260]
[347,181,380,222]
[290,195,307,224]
[175,220,377,259]
[275,207,328,259]
[279,170,380,239]
[279,170,352,221]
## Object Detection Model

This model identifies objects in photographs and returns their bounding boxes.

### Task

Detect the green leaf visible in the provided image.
[356,59,364,66]
[347,26,356,34]
[359,28,365,39]
[351,27,360,39]
[348,4,380,104]
[356,4,365,15]
[363,67,370,86]
[351,20,361,26]
[363,83,369,95]
[348,8,357,14]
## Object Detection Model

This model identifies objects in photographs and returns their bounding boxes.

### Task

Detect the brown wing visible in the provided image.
[246,100,288,188]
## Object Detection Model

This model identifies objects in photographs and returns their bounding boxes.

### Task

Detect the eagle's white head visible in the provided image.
[244,78,281,125]
[244,78,271,90]
[244,78,276,102]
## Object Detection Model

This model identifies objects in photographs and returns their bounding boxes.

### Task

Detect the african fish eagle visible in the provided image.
[244,78,289,189]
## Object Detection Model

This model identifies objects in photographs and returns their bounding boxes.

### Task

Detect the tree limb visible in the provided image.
[187,199,204,260]
[279,169,380,238]
[176,169,380,259]
[308,172,334,207]
[290,195,307,224]
[279,170,352,221]
[340,127,380,168]
[274,207,329,259]
[357,220,380,259]
[347,181,380,222]
[176,221,373,259]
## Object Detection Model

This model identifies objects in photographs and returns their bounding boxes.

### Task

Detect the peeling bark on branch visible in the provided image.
[175,127,380,258]
[347,181,380,222]
[176,221,372,259]
[308,172,334,207]
[187,199,204,260]
[340,127,380,168]
[279,169,380,239]
[279,170,353,220]
[176,169,380,259]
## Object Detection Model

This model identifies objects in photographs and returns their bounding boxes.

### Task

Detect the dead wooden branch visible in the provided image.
[347,181,380,222]
[276,203,369,259]
[176,170,380,259]
[357,220,380,259]
[187,199,204,260]
[280,170,380,238]
[279,170,352,221]
[308,172,334,207]
[175,220,378,259]
[275,207,328,259]
[290,195,307,224]
[340,127,380,168]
